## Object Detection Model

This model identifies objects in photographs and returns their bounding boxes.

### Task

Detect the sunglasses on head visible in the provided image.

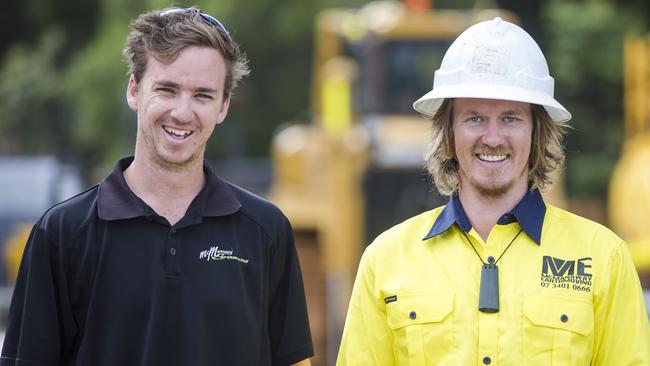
[160,7,229,35]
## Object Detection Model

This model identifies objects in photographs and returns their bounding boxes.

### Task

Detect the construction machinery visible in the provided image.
[609,33,650,290]
[0,156,84,326]
[268,2,518,364]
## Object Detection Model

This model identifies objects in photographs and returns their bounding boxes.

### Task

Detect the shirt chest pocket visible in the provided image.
[386,294,454,366]
[523,296,594,366]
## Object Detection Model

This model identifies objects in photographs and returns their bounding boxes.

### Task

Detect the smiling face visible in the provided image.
[126,45,230,171]
[452,98,533,198]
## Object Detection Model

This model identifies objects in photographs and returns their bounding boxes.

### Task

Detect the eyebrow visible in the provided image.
[458,110,480,117]
[152,80,219,94]
[500,109,527,116]
[458,109,527,117]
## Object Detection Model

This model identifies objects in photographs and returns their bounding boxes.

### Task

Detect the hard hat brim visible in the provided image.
[413,83,571,123]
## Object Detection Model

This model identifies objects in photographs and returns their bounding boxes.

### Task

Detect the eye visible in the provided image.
[503,116,521,123]
[465,116,482,124]
[195,93,214,100]
[156,87,175,94]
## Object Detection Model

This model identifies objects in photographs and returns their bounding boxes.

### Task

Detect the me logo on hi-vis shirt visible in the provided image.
[540,256,592,292]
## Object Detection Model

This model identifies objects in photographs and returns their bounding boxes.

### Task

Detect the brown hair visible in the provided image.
[122,7,249,97]
[424,99,569,196]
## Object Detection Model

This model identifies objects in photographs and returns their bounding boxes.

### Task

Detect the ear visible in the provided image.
[126,74,138,111]
[215,94,231,125]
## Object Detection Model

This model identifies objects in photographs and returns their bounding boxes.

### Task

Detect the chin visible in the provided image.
[154,152,199,171]
[472,180,514,198]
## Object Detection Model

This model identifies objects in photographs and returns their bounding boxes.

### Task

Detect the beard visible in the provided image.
[463,145,523,198]
[470,176,515,198]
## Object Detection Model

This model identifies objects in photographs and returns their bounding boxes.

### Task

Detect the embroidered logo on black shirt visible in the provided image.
[199,246,249,264]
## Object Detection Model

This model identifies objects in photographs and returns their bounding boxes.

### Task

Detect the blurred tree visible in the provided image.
[495,0,544,46]
[544,0,647,199]
[1,0,647,199]
[59,0,376,176]
[64,17,135,179]
[0,0,100,62]
[0,29,70,155]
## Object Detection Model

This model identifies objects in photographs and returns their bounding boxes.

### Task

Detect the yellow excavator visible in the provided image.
[609,33,650,289]
[268,1,518,364]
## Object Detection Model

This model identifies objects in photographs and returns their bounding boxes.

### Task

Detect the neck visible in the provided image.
[459,182,528,242]
[123,154,205,225]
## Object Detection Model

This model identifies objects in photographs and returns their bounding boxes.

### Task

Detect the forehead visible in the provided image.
[142,46,226,87]
[453,98,531,115]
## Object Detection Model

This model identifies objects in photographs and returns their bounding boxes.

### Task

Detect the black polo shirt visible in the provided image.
[1,157,314,366]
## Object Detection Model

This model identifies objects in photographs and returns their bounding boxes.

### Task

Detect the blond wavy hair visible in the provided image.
[123,7,249,97]
[425,99,569,196]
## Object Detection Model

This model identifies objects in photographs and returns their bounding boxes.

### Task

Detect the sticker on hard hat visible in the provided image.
[471,45,509,76]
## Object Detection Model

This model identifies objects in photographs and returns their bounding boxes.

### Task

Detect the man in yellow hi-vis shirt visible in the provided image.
[337,18,650,365]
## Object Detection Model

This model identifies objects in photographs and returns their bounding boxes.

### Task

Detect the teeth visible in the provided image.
[478,154,507,162]
[164,126,192,138]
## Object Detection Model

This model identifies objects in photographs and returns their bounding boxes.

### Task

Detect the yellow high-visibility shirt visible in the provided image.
[338,191,650,365]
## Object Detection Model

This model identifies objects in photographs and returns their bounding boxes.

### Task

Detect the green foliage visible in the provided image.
[0,0,647,198]
[64,17,135,176]
[1,0,428,170]
[0,29,69,154]
[0,0,101,61]
[544,0,647,199]
[567,153,618,198]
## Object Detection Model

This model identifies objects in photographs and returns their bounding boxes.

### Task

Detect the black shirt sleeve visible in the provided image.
[268,217,314,365]
[1,219,77,366]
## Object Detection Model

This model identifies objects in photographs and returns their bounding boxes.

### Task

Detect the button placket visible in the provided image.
[164,226,181,276]
[477,227,504,366]
[482,229,500,269]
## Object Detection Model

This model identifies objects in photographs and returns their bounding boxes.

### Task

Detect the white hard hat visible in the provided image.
[413,17,571,122]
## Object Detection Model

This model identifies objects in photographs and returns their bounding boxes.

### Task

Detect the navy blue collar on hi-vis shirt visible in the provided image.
[422,188,546,244]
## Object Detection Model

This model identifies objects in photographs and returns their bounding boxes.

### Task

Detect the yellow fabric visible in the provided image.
[337,205,650,365]
[4,223,31,283]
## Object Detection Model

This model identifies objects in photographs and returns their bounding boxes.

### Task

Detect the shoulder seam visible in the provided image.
[40,187,100,252]
[236,205,280,245]
[226,183,286,246]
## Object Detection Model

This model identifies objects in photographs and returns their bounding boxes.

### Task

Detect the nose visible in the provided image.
[169,95,194,123]
[481,119,505,147]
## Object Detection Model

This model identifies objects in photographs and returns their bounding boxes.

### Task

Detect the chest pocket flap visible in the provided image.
[523,296,594,336]
[386,294,453,330]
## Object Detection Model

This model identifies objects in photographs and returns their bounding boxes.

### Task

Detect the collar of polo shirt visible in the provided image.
[97,156,242,221]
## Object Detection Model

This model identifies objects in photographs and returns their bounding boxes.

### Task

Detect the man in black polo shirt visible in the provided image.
[1,7,313,366]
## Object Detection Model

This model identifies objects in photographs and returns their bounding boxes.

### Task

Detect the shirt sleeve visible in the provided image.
[337,246,396,365]
[0,220,77,366]
[268,217,314,366]
[591,240,650,365]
